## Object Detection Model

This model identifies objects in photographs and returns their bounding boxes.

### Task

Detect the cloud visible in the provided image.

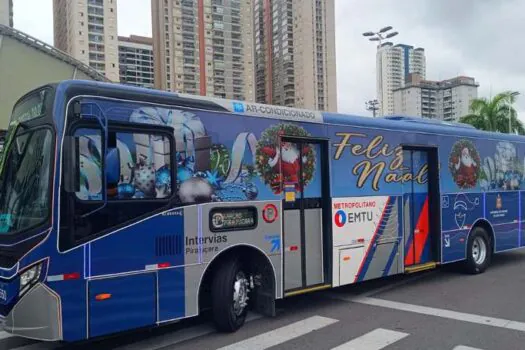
[11,0,525,119]
[335,0,525,118]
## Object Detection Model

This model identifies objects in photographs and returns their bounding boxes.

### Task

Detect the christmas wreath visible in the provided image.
[448,139,481,189]
[255,123,316,194]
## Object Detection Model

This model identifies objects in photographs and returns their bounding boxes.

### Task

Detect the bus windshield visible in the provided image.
[0,126,53,235]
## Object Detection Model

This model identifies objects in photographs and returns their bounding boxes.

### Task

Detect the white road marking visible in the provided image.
[453,346,484,350]
[352,296,525,333]
[11,342,58,350]
[331,328,409,350]
[116,313,263,350]
[216,315,338,350]
[0,331,13,340]
[358,270,437,298]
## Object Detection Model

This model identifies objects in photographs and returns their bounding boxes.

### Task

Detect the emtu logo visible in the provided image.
[334,210,346,227]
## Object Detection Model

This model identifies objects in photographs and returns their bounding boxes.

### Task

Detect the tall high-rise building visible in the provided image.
[253,0,337,112]
[0,0,13,27]
[53,0,119,82]
[393,74,479,121]
[152,0,255,102]
[376,43,425,116]
[118,35,155,88]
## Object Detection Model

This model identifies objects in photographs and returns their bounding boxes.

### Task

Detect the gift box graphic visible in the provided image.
[129,107,211,172]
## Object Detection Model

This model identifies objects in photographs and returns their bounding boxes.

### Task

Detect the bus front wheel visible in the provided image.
[465,227,492,274]
[212,257,251,332]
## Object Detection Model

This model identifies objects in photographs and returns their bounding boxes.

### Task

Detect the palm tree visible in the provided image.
[460,91,524,134]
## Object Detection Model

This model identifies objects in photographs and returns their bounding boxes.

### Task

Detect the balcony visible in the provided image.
[87,7,104,16]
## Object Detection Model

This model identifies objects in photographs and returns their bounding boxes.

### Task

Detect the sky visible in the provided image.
[11,0,525,119]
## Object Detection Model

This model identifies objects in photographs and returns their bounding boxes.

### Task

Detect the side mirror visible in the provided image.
[64,136,80,193]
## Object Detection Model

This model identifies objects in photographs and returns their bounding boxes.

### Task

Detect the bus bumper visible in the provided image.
[3,283,62,341]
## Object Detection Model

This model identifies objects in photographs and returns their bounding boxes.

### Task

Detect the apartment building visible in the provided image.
[118,35,155,88]
[53,0,119,82]
[376,43,425,116]
[152,0,255,102]
[0,0,13,27]
[253,0,337,112]
[393,74,479,121]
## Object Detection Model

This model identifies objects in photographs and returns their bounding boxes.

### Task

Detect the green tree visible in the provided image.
[460,91,524,134]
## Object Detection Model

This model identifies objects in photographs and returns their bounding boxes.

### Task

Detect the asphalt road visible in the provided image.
[4,250,525,350]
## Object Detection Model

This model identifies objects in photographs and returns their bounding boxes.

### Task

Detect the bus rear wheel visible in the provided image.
[212,258,251,332]
[465,227,491,274]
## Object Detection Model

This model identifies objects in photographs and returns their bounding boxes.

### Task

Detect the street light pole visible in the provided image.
[365,99,379,117]
[509,91,520,133]
[362,26,399,47]
[363,26,399,118]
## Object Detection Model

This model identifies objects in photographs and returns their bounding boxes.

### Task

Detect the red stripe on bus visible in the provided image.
[414,197,430,264]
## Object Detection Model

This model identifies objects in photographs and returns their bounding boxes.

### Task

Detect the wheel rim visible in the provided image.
[472,236,487,265]
[232,271,249,316]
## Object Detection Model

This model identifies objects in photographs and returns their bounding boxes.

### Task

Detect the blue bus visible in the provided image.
[0,80,523,342]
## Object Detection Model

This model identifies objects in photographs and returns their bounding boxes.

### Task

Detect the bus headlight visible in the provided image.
[19,263,43,297]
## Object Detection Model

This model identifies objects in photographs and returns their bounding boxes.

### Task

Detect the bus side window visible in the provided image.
[73,130,172,202]
[75,128,103,201]
[112,131,172,200]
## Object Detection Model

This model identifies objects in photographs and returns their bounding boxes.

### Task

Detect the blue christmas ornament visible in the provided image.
[134,190,146,199]
[156,166,171,185]
[216,183,249,201]
[118,183,135,199]
[177,167,193,183]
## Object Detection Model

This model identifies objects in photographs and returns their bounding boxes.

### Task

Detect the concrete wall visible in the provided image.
[0,34,95,129]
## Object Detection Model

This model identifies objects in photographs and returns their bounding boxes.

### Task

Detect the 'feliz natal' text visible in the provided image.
[333,133,428,191]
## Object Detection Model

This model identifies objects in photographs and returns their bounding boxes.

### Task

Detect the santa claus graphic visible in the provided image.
[260,141,308,191]
[454,146,478,187]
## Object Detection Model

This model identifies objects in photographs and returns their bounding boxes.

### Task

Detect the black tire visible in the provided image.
[211,258,248,332]
[464,226,492,274]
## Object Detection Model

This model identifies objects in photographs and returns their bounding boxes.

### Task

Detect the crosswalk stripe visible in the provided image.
[351,296,525,333]
[216,315,338,350]
[331,328,409,350]
[11,342,58,350]
[114,313,263,350]
[0,331,13,340]
[453,346,484,350]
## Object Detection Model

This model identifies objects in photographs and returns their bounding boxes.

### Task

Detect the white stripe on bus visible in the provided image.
[331,328,408,350]
[216,315,338,350]
[453,346,484,350]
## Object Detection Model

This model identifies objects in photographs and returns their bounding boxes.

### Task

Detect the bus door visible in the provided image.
[402,147,440,270]
[281,138,330,294]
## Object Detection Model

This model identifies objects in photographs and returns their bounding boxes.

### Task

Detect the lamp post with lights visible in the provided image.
[362,26,399,46]
[365,99,379,117]
[362,26,399,117]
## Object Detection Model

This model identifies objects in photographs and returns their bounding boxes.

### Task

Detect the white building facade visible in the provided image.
[376,43,425,116]
[393,75,479,121]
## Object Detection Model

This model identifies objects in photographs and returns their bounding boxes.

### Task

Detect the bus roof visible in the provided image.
[52,79,525,143]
